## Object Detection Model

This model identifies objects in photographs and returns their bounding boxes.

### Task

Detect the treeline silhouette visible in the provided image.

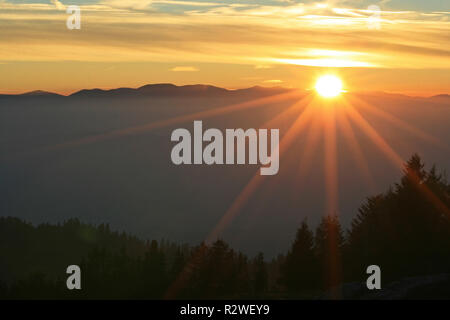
[1,154,449,299]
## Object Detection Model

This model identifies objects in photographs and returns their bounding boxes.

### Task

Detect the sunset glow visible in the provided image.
[315,75,343,98]
[1,0,450,303]
[0,1,449,95]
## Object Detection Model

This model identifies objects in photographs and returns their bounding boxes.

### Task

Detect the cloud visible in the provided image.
[101,0,153,10]
[263,79,283,83]
[155,1,223,6]
[170,66,199,72]
[0,1,449,70]
[50,0,65,10]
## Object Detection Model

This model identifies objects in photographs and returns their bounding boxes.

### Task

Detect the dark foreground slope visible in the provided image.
[1,155,450,299]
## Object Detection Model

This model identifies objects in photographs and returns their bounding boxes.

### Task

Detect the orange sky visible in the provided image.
[1,1,449,96]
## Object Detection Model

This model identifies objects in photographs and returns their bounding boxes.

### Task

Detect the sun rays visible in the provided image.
[42,89,304,152]
[40,86,450,236]
[197,89,450,250]
[22,84,449,298]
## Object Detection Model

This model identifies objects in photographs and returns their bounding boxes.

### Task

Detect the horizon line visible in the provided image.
[1,83,449,99]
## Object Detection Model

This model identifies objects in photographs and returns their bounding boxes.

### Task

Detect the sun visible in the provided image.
[315,75,343,98]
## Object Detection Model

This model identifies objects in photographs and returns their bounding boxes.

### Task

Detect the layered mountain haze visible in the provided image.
[1,84,449,257]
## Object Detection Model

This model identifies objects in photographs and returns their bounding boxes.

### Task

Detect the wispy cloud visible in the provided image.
[170,66,199,71]
[263,79,282,83]
[50,0,65,10]
[0,1,449,70]
[101,0,154,10]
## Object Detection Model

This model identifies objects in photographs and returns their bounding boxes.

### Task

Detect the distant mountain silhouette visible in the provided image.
[0,84,293,100]
[431,94,450,100]
[22,90,62,97]
[69,84,292,99]
[1,84,447,101]
[0,90,62,99]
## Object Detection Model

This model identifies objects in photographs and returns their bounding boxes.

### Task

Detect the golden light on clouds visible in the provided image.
[272,58,376,68]
[170,66,199,72]
[263,79,283,84]
[0,1,449,94]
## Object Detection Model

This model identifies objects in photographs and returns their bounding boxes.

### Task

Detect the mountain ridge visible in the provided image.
[69,83,292,98]
[0,84,448,100]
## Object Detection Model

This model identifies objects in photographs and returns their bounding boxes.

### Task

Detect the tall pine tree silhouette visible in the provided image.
[281,219,318,293]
